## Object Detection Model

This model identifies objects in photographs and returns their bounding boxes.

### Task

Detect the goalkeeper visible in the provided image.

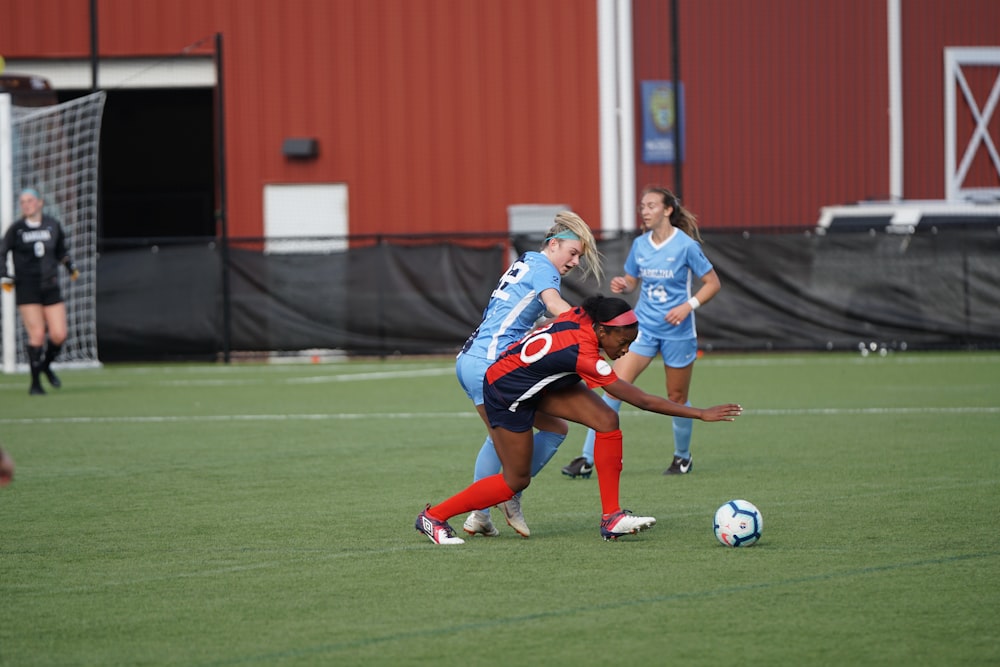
[0,188,80,395]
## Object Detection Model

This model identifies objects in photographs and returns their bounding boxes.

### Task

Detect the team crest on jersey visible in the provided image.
[596,359,612,376]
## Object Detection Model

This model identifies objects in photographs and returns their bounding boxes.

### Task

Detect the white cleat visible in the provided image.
[600,510,656,541]
[463,510,500,537]
[498,495,531,538]
[415,506,465,545]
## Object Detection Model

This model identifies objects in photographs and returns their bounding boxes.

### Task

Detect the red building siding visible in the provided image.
[1,0,602,240]
[633,0,891,231]
[901,0,1000,197]
[1,1,997,236]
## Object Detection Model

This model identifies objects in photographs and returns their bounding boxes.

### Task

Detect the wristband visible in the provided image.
[687,296,701,310]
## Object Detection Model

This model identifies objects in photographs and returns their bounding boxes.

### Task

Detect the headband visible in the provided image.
[600,310,638,327]
[20,188,41,199]
[544,230,580,242]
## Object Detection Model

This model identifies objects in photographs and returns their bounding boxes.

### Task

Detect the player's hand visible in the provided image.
[609,276,629,293]
[665,304,690,326]
[699,403,743,422]
[0,276,13,293]
[70,269,80,281]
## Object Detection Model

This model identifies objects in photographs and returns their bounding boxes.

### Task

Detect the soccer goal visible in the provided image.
[1,91,107,374]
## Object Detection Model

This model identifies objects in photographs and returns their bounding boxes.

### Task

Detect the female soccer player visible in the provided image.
[417,295,742,545]
[0,188,80,395]
[456,211,602,539]
[563,186,721,478]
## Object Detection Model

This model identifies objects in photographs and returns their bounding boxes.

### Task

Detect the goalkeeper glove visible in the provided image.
[70,269,80,281]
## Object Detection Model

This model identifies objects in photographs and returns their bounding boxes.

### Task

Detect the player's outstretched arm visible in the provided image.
[604,379,742,422]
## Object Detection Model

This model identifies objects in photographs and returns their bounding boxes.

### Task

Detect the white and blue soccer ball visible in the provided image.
[713,499,763,547]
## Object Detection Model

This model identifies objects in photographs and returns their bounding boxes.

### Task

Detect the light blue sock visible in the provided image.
[581,394,622,464]
[531,430,566,476]
[673,401,693,459]
[473,436,500,482]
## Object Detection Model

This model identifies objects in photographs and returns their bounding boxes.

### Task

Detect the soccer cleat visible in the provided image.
[462,510,500,537]
[663,455,692,475]
[498,496,530,538]
[561,456,594,479]
[415,506,465,545]
[600,509,656,541]
[29,381,45,396]
[44,368,61,389]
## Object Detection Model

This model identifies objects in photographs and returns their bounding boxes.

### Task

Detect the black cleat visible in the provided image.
[44,368,61,389]
[663,455,692,475]
[561,456,594,479]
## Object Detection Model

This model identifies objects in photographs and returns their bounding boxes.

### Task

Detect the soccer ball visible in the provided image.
[713,499,763,547]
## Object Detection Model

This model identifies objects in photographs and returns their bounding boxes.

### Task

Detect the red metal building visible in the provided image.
[1,0,998,240]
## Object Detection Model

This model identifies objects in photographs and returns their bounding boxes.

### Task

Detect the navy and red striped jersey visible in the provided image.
[484,307,618,413]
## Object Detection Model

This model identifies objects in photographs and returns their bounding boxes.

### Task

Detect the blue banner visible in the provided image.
[641,81,684,164]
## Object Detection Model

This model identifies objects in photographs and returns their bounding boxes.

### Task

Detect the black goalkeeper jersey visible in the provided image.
[0,216,72,287]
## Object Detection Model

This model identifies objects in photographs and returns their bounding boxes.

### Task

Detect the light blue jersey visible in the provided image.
[460,251,561,362]
[576,227,713,466]
[625,227,713,341]
[459,251,567,491]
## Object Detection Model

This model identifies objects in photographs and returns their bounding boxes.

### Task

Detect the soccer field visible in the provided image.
[1,352,998,666]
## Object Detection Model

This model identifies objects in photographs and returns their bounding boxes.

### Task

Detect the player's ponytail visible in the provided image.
[542,211,604,284]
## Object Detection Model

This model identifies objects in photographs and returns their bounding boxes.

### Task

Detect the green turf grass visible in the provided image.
[0,352,998,666]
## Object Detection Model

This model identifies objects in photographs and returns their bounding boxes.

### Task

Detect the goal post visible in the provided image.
[0,91,107,374]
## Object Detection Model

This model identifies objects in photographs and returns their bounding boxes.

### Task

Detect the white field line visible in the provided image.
[0,405,997,426]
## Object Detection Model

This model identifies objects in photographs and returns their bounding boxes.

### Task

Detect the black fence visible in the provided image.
[95,227,1000,362]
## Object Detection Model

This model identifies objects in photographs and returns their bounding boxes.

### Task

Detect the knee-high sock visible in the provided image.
[582,395,622,463]
[530,430,565,476]
[41,341,62,371]
[472,436,499,482]
[673,402,693,458]
[26,345,44,383]
[428,474,516,522]
[594,429,624,516]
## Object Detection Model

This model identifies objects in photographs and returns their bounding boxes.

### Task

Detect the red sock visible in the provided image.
[594,429,623,516]
[427,474,516,521]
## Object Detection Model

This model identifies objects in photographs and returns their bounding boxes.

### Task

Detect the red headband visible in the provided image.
[600,310,638,327]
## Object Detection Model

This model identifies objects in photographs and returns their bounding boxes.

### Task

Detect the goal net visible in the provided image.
[1,91,107,374]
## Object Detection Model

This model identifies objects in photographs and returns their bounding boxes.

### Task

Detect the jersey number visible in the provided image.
[491,260,529,302]
[646,284,668,303]
[34,241,46,258]
[519,331,553,363]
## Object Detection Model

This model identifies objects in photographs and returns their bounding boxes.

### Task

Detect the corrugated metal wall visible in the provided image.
[631,0,999,230]
[1,1,998,237]
[2,0,602,240]
[901,0,1000,197]
[634,0,891,231]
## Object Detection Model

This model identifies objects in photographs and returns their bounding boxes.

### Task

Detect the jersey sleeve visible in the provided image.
[53,222,71,265]
[689,242,714,277]
[0,227,12,277]
[573,336,618,389]
[622,236,642,279]
[530,256,562,300]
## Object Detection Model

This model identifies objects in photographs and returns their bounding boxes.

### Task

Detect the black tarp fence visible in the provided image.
[96,228,1000,361]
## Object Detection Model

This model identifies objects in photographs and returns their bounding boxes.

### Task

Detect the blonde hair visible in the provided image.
[541,211,603,284]
[642,186,702,243]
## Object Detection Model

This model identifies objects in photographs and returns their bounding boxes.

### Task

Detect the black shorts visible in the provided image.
[484,384,537,433]
[14,280,63,307]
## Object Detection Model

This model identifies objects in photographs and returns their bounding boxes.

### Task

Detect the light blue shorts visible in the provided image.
[628,331,698,368]
[456,352,491,405]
